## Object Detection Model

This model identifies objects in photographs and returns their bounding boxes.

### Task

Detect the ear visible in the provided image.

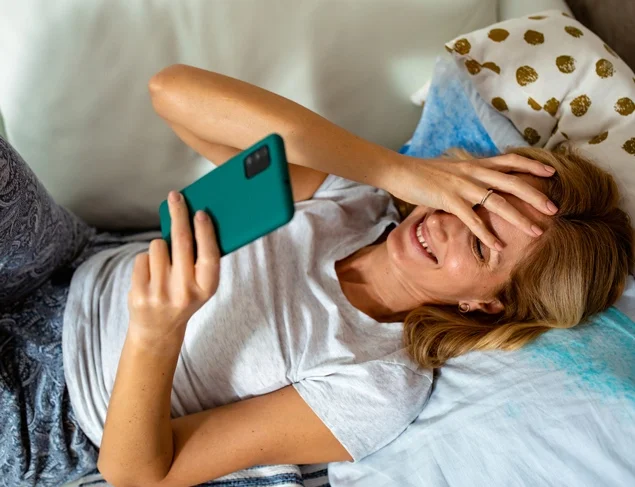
[464,299,504,315]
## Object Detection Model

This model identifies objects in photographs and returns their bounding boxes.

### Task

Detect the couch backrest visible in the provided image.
[0,0,499,229]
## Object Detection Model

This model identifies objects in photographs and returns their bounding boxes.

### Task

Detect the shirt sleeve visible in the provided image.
[292,353,432,462]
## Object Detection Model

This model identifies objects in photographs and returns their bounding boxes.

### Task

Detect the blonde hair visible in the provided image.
[400,146,634,368]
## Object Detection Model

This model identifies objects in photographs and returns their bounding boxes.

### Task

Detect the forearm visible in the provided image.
[98,326,184,485]
[149,64,398,188]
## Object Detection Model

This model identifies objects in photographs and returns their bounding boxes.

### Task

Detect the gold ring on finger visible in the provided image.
[479,189,494,207]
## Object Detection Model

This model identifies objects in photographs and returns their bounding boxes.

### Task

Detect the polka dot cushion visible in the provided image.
[445,9,635,220]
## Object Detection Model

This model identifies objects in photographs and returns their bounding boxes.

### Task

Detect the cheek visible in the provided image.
[440,253,492,298]
[443,253,476,278]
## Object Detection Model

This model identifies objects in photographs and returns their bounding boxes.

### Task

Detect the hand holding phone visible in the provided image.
[159,134,294,257]
[131,191,221,339]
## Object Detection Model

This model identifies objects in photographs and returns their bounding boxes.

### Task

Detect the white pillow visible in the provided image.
[445,9,635,220]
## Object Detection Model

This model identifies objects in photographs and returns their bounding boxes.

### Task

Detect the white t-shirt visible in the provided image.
[62,175,433,462]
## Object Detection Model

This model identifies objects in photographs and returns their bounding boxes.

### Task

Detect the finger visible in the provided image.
[450,199,503,251]
[474,167,558,215]
[168,190,195,280]
[481,192,543,238]
[480,153,556,178]
[149,238,170,292]
[131,252,150,290]
[193,210,221,296]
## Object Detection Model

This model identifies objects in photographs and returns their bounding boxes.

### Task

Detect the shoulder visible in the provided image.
[307,175,399,223]
[293,349,432,461]
[376,348,431,378]
[312,174,384,197]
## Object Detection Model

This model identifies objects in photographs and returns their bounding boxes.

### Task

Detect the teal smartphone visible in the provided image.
[159,133,294,258]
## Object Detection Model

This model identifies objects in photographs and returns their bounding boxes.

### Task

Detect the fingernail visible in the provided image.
[495,241,504,252]
[169,191,181,203]
[544,164,556,174]
[532,224,543,236]
[195,210,207,221]
[546,201,558,213]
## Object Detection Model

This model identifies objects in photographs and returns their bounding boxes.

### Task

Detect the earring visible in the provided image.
[458,303,470,313]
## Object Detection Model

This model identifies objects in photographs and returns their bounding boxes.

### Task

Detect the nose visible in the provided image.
[426,211,450,245]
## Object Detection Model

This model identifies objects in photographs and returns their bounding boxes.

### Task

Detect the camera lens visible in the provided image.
[244,147,271,179]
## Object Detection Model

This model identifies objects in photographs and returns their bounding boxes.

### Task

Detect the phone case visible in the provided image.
[159,133,294,257]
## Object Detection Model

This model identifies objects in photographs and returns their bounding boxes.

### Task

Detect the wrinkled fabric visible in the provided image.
[0,134,126,486]
[64,171,431,462]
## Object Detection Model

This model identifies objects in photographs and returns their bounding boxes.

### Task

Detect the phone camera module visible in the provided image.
[244,145,271,179]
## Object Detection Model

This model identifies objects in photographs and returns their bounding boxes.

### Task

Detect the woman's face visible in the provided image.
[386,175,549,312]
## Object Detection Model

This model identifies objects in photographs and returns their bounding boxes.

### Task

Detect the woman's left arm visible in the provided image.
[98,190,351,487]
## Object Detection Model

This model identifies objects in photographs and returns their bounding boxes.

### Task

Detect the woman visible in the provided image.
[0,64,632,487]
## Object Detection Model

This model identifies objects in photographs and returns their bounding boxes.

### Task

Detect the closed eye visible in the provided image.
[472,235,485,262]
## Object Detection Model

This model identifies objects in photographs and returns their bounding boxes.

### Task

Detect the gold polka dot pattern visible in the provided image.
[570,95,591,117]
[615,98,635,116]
[596,59,614,78]
[454,39,471,55]
[623,138,635,155]
[488,29,510,42]
[492,97,508,111]
[447,11,635,207]
[544,97,560,116]
[589,132,608,144]
[556,55,576,73]
[565,26,583,38]
[528,98,542,110]
[523,127,541,145]
[465,60,481,75]
[482,62,501,74]
[524,30,545,45]
[516,66,539,86]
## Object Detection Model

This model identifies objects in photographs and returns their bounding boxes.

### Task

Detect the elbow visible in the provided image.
[147,64,191,119]
[99,472,164,487]
[97,456,131,487]
[98,457,166,487]
[148,64,188,96]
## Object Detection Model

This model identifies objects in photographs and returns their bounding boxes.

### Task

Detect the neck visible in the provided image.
[335,243,428,322]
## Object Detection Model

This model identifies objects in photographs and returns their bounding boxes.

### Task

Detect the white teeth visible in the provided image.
[416,223,436,259]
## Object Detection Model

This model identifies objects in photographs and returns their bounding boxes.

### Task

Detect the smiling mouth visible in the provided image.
[415,221,438,263]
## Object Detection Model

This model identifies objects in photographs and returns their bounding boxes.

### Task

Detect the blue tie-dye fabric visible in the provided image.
[330,58,635,487]
[527,307,635,405]
[399,67,499,159]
